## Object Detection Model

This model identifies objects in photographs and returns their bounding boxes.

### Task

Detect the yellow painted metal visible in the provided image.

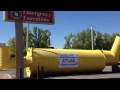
[0,46,32,69]
[102,36,120,65]
[24,36,120,76]
[111,36,120,54]
[25,67,31,77]
[0,36,120,77]
[0,46,10,67]
[102,51,118,65]
[27,48,106,76]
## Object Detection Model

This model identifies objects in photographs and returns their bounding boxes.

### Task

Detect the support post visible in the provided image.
[19,67,22,79]
[40,66,44,79]
[15,21,24,79]
[37,66,40,79]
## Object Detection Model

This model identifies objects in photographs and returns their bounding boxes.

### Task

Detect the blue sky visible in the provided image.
[0,11,120,48]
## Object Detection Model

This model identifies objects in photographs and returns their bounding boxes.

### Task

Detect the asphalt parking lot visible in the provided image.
[45,66,120,79]
[0,66,120,79]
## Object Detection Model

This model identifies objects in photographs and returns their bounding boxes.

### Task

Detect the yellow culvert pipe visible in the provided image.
[24,36,120,77]
[0,36,120,77]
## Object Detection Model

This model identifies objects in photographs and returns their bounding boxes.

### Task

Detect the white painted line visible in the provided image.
[6,74,12,79]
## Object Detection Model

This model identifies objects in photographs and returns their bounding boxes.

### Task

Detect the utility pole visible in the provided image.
[48,32,51,47]
[26,23,29,49]
[91,27,94,50]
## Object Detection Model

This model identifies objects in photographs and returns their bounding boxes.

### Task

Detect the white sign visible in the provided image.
[58,54,78,68]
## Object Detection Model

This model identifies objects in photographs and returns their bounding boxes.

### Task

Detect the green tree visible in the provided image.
[64,28,120,50]
[72,35,79,49]
[71,28,96,49]
[8,26,51,56]
[95,31,103,50]
[8,37,15,56]
[63,33,73,49]
[76,30,86,49]
[102,33,111,50]
[32,27,41,48]
[31,27,51,48]
[40,30,51,48]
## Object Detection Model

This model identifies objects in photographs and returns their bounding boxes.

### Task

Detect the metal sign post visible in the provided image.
[15,21,24,79]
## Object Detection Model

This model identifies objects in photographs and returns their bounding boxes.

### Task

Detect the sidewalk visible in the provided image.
[0,69,27,79]
[0,74,12,79]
